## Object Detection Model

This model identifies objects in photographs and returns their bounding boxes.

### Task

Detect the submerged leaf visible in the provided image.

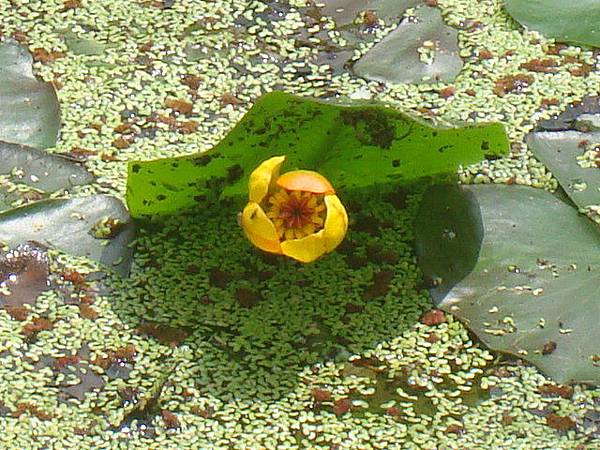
[415,184,600,384]
[126,91,508,217]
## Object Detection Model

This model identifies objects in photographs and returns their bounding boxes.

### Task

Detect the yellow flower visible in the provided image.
[240,156,348,263]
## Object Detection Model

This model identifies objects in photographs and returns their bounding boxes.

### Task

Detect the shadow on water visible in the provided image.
[103,188,495,432]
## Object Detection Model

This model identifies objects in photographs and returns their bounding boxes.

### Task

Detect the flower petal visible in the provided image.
[276,170,335,194]
[248,156,286,203]
[280,194,348,263]
[240,202,282,254]
[322,194,348,251]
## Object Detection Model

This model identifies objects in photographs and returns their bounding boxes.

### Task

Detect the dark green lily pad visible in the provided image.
[353,6,463,84]
[505,0,600,48]
[126,91,509,217]
[527,131,600,209]
[415,184,600,384]
[0,195,134,276]
[0,41,60,149]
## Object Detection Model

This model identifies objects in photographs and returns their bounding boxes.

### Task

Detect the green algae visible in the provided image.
[0,0,598,448]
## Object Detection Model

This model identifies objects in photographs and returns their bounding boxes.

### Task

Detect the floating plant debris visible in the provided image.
[0,244,49,308]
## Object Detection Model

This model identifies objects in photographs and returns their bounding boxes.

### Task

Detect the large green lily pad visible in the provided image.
[0,195,135,276]
[505,0,600,48]
[527,131,600,209]
[353,6,463,84]
[0,41,61,149]
[415,184,600,384]
[126,91,508,217]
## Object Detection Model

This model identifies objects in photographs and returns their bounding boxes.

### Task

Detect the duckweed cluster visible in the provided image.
[0,0,599,448]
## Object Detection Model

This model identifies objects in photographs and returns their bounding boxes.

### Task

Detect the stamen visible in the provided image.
[266,189,326,240]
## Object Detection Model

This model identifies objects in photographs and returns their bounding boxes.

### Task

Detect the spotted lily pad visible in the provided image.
[505,0,600,48]
[0,195,134,276]
[126,91,508,217]
[415,184,600,384]
[0,41,60,149]
[353,6,463,84]
[527,131,600,209]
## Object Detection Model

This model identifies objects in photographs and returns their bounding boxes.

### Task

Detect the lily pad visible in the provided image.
[0,195,134,276]
[353,6,463,84]
[415,184,600,384]
[505,0,600,48]
[0,41,60,149]
[0,141,93,191]
[527,131,600,209]
[126,91,509,217]
[0,140,93,213]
